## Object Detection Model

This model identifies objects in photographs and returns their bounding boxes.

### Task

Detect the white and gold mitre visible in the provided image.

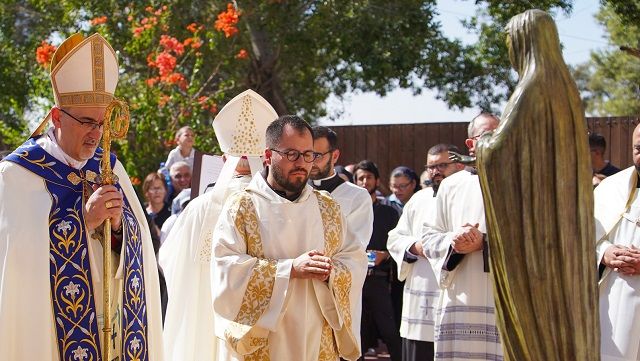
[50,33,119,107]
[212,89,277,157]
[31,33,120,137]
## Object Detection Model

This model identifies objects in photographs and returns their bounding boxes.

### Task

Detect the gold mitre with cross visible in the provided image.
[31,33,122,137]
[212,89,277,157]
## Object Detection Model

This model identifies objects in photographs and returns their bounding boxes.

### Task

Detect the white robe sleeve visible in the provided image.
[388,199,419,282]
[311,191,367,361]
[0,161,59,360]
[211,192,291,355]
[421,183,458,288]
[347,188,374,248]
[158,196,217,361]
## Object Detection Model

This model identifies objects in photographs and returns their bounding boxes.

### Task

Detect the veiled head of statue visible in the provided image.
[506,9,562,75]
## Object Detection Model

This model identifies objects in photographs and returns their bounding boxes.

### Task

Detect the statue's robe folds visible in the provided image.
[595,166,640,361]
[0,137,163,361]
[422,170,503,361]
[387,187,440,344]
[476,9,598,361]
[212,173,367,361]
[160,175,251,361]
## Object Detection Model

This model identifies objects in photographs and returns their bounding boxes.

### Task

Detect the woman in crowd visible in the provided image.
[143,172,172,232]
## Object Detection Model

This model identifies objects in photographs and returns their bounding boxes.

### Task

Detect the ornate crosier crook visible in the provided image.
[100,98,129,361]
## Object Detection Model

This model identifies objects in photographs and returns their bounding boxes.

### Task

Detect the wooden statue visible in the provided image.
[476,9,599,361]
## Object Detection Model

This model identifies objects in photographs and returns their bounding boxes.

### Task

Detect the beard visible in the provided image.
[272,163,309,194]
[310,160,333,180]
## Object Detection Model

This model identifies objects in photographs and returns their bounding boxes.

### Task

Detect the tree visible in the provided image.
[573,3,640,116]
[0,0,574,180]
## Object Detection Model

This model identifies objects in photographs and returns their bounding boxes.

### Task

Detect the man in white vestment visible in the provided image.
[0,33,163,361]
[160,89,276,361]
[309,126,373,355]
[387,144,465,361]
[212,115,367,361]
[596,123,640,361]
[421,113,503,361]
[309,126,373,249]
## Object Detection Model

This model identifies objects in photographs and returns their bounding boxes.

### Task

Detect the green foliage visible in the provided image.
[573,3,640,116]
[601,0,640,28]
[1,0,576,179]
[0,0,82,148]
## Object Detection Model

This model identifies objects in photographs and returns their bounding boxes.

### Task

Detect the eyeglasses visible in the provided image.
[469,131,491,141]
[314,149,334,159]
[270,148,319,163]
[390,181,413,191]
[425,162,453,171]
[171,173,191,180]
[59,108,104,131]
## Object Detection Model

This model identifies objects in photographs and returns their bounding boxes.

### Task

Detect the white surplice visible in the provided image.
[0,138,163,361]
[421,170,503,361]
[159,175,251,361]
[327,180,374,248]
[212,172,367,361]
[387,187,440,343]
[595,166,640,361]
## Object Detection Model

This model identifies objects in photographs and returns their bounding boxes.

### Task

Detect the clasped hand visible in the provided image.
[603,245,640,276]
[451,223,484,254]
[85,184,123,232]
[291,250,332,281]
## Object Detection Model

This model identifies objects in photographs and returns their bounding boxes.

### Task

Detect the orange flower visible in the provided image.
[160,35,184,56]
[130,176,141,186]
[190,39,202,49]
[186,23,203,33]
[147,52,156,67]
[91,16,108,26]
[158,94,171,108]
[146,77,159,87]
[214,3,240,38]
[235,49,248,59]
[133,26,145,37]
[183,38,193,47]
[145,6,153,12]
[198,96,208,105]
[155,51,176,76]
[35,40,57,67]
[163,72,185,84]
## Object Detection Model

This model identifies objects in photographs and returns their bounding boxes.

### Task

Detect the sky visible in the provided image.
[319,0,610,126]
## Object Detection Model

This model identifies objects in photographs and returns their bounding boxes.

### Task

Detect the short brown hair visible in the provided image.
[142,172,167,194]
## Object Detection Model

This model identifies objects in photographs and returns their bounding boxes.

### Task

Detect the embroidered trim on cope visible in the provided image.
[4,139,149,361]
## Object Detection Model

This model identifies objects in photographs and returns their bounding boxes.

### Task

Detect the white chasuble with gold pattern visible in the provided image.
[212,173,367,361]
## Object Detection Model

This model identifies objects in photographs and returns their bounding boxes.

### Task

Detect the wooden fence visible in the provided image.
[331,116,640,192]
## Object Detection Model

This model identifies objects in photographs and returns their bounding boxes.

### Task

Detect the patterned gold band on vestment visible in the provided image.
[224,193,276,359]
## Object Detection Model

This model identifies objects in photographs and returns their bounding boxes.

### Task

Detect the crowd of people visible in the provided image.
[0,30,638,361]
